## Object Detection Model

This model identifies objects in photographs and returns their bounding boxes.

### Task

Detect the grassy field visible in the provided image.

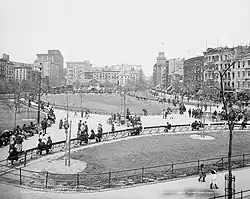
[0,103,44,132]
[71,130,250,174]
[42,93,176,114]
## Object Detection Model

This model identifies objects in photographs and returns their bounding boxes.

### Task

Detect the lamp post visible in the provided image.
[37,63,43,124]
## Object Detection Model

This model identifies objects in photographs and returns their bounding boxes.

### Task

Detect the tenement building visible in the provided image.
[203,45,250,92]
[183,56,204,94]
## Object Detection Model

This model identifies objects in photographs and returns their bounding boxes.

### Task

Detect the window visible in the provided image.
[243,82,245,88]
[205,73,207,78]
[220,55,223,61]
[238,82,240,88]
[243,71,245,77]
[248,60,250,66]
[248,82,250,88]
[243,61,245,68]
[238,71,240,77]
[232,82,234,88]
[248,71,250,76]
[232,72,235,79]
[225,55,227,60]
[220,64,223,70]
[228,72,230,79]
[238,61,240,68]
[232,63,235,69]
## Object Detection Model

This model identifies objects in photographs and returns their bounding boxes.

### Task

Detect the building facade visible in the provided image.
[203,45,250,92]
[66,62,143,87]
[183,56,204,94]
[66,61,93,85]
[0,53,14,81]
[13,62,34,81]
[35,50,64,86]
[152,52,169,88]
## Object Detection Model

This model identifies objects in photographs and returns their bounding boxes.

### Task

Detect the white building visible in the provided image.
[203,45,250,92]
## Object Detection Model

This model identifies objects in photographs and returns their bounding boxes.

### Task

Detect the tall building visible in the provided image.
[35,50,64,86]
[183,56,204,94]
[152,52,169,88]
[203,45,250,92]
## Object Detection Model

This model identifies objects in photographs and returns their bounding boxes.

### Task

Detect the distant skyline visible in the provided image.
[1,0,250,76]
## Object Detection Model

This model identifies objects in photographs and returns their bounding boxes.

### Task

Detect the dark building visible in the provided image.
[183,56,204,95]
[152,52,169,88]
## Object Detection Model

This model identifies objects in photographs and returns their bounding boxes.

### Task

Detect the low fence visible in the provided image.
[209,189,250,199]
[1,120,250,191]
[2,121,250,168]
[0,153,250,191]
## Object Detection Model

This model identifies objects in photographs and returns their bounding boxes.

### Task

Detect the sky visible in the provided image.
[0,0,250,76]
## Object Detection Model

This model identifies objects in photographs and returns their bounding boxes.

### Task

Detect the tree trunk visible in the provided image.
[220,71,233,199]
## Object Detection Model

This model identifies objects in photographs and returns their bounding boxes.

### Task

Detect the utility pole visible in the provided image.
[68,120,72,167]
[37,63,42,124]
[65,90,69,166]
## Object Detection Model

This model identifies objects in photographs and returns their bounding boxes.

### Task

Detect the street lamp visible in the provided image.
[37,63,43,124]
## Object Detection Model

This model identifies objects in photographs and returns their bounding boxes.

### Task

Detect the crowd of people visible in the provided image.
[76,120,103,144]
[6,105,56,165]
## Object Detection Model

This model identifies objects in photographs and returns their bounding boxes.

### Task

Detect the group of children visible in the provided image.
[198,164,219,189]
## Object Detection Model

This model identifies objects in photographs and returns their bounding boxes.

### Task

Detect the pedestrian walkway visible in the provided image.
[0,107,200,160]
[0,167,249,199]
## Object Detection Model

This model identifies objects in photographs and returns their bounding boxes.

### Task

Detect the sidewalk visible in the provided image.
[0,108,200,160]
[0,167,249,199]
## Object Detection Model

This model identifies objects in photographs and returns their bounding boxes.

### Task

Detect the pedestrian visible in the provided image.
[41,118,47,134]
[78,120,82,132]
[111,123,115,133]
[15,134,23,152]
[188,108,191,117]
[210,170,219,189]
[198,164,206,182]
[84,121,88,135]
[81,109,84,118]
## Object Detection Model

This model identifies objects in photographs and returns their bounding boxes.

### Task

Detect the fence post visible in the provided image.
[141,166,144,182]
[19,168,22,185]
[197,160,200,174]
[243,154,245,167]
[45,171,49,188]
[109,170,112,188]
[76,173,79,189]
[24,151,27,167]
[171,163,174,174]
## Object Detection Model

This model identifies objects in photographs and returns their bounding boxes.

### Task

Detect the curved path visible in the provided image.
[0,167,250,199]
[0,105,201,160]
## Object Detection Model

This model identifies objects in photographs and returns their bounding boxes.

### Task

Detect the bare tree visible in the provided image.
[216,52,250,199]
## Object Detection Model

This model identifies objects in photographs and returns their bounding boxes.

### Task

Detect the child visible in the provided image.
[198,164,206,182]
[210,170,219,189]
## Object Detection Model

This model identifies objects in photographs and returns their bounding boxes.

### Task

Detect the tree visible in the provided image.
[217,50,250,199]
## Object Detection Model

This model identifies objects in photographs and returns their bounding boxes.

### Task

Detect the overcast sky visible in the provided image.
[1,0,250,76]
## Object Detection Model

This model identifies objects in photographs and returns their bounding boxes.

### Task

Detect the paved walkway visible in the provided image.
[0,167,249,199]
[0,106,201,160]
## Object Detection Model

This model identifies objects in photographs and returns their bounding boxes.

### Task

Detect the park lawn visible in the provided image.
[0,103,45,132]
[71,130,250,174]
[43,93,175,114]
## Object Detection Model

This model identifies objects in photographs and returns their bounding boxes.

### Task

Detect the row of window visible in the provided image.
[205,70,250,79]
[225,81,250,89]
